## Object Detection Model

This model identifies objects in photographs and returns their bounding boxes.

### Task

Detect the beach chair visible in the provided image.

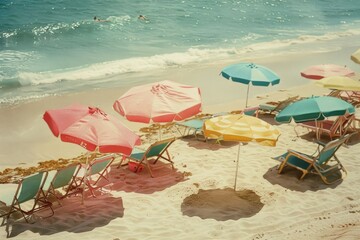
[295,113,355,140]
[340,91,360,107]
[258,95,299,114]
[0,171,54,224]
[121,137,176,177]
[272,134,352,184]
[175,118,207,139]
[44,163,81,206]
[77,155,115,197]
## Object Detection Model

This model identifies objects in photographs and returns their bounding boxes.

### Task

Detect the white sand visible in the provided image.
[1,37,360,239]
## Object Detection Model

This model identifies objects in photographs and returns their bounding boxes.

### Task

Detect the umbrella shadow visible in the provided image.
[257,113,280,125]
[108,164,189,194]
[181,188,264,221]
[4,194,124,238]
[263,165,341,192]
[181,138,239,151]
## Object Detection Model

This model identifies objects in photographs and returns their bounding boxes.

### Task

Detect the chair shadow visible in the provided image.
[181,188,264,221]
[296,131,360,146]
[4,194,124,238]
[107,164,189,194]
[263,165,341,192]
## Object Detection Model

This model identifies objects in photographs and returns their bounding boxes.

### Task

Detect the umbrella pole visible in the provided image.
[81,151,90,204]
[159,124,162,140]
[234,143,241,191]
[245,84,250,108]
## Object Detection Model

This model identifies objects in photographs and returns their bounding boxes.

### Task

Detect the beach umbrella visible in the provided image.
[275,96,355,123]
[203,114,280,190]
[275,96,355,139]
[43,105,141,154]
[300,64,355,80]
[351,48,360,64]
[113,80,202,139]
[43,104,141,201]
[315,76,360,91]
[220,62,280,108]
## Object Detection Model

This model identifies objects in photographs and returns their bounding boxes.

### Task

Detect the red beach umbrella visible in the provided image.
[113,80,202,124]
[300,64,355,80]
[43,104,141,155]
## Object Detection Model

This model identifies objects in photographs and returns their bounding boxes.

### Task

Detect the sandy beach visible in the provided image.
[1,40,360,239]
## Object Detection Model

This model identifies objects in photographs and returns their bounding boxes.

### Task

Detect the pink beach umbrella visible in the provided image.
[113,80,202,138]
[43,104,141,202]
[43,104,141,155]
[300,64,355,80]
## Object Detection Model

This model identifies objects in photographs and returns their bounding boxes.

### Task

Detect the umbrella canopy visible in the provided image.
[203,114,280,190]
[43,104,141,155]
[220,62,280,107]
[315,76,360,91]
[275,96,355,123]
[113,80,202,124]
[300,64,355,80]
[351,48,360,64]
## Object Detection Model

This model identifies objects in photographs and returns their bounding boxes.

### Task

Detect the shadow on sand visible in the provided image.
[181,188,264,221]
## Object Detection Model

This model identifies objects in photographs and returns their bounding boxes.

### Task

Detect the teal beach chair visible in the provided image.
[123,138,176,177]
[77,155,115,197]
[272,134,351,184]
[44,163,81,206]
[0,171,54,224]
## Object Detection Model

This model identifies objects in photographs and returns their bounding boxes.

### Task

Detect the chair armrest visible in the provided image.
[287,149,314,164]
[315,140,326,146]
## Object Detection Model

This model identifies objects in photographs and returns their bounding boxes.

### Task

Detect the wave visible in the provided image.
[4,27,358,89]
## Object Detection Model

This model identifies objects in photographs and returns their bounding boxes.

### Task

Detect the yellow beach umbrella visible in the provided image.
[203,114,280,190]
[351,48,360,64]
[316,76,360,91]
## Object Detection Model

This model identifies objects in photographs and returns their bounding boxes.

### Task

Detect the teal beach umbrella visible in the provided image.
[221,63,280,107]
[275,96,355,123]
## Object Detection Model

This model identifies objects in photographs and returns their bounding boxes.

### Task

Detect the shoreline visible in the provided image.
[0,41,357,167]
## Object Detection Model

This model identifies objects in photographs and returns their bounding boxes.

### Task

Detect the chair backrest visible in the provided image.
[329,113,354,135]
[274,95,299,112]
[316,134,350,165]
[243,106,259,116]
[51,164,80,189]
[17,172,47,204]
[89,155,115,175]
[145,138,175,158]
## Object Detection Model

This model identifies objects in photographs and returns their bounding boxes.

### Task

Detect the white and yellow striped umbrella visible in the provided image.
[203,114,280,146]
[203,114,280,190]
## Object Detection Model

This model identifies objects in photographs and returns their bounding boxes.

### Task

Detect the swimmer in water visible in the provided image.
[93,16,110,22]
[138,15,147,21]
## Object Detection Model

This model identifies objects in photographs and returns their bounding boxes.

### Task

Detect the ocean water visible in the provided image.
[1,0,360,104]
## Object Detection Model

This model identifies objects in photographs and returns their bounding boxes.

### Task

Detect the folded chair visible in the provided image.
[0,171,54,224]
[121,137,176,177]
[44,163,81,206]
[77,155,115,197]
[295,113,355,140]
[272,134,352,184]
[258,95,299,114]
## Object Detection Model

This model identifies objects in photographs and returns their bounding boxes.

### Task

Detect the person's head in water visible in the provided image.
[138,15,147,20]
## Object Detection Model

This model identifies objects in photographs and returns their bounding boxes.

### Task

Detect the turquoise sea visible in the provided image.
[1,0,360,104]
